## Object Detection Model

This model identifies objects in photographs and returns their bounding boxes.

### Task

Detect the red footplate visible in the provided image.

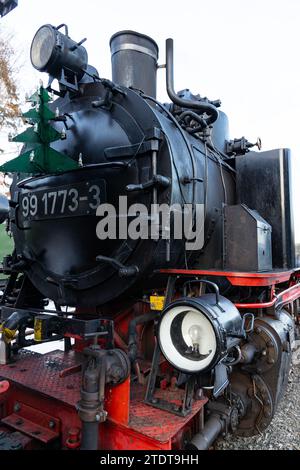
[0,350,206,450]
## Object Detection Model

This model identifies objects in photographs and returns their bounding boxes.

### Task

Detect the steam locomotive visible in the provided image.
[0,24,299,450]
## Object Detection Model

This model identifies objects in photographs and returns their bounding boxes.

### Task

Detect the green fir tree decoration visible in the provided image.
[0,85,79,175]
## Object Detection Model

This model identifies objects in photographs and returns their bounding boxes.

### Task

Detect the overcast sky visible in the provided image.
[1,0,300,241]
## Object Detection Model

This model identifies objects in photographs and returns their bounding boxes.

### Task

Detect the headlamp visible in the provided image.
[158,294,243,374]
[30,24,88,90]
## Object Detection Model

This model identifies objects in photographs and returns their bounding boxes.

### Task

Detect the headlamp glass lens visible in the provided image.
[31,26,55,70]
[159,306,217,373]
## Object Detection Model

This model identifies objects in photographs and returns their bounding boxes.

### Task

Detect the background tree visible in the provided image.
[0,29,20,259]
[0,30,20,133]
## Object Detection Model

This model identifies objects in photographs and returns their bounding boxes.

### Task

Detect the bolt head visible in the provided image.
[13,403,21,413]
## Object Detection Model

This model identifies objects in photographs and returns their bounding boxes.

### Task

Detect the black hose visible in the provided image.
[128,311,159,364]
[179,110,208,130]
[166,39,219,125]
[187,125,205,135]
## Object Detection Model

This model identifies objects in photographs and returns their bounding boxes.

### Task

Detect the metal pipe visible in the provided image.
[78,357,101,450]
[81,422,99,450]
[186,414,224,450]
[0,335,10,365]
[78,348,130,449]
[166,39,219,125]
[152,150,158,205]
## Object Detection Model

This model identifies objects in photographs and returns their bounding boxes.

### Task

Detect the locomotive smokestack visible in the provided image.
[110,30,158,98]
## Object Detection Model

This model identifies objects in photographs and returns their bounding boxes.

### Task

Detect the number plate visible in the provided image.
[19,180,106,222]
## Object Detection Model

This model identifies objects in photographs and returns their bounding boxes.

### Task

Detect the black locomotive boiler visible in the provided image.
[0,25,299,451]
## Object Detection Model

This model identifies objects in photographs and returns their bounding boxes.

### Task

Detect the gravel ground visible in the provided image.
[215,364,300,450]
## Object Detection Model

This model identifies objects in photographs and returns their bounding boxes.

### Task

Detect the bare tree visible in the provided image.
[0,30,20,132]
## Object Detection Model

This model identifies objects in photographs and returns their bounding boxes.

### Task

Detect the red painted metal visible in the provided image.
[159,268,298,286]
[1,402,60,444]
[6,386,82,448]
[127,385,206,444]
[159,268,300,311]
[59,364,82,378]
[0,381,10,394]
[101,385,206,450]
[0,380,10,397]
[113,331,128,351]
[0,351,81,406]
[66,427,81,449]
[2,413,59,444]
[277,282,300,305]
[235,280,300,309]
[0,350,205,450]
[105,377,130,426]
[234,299,276,309]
